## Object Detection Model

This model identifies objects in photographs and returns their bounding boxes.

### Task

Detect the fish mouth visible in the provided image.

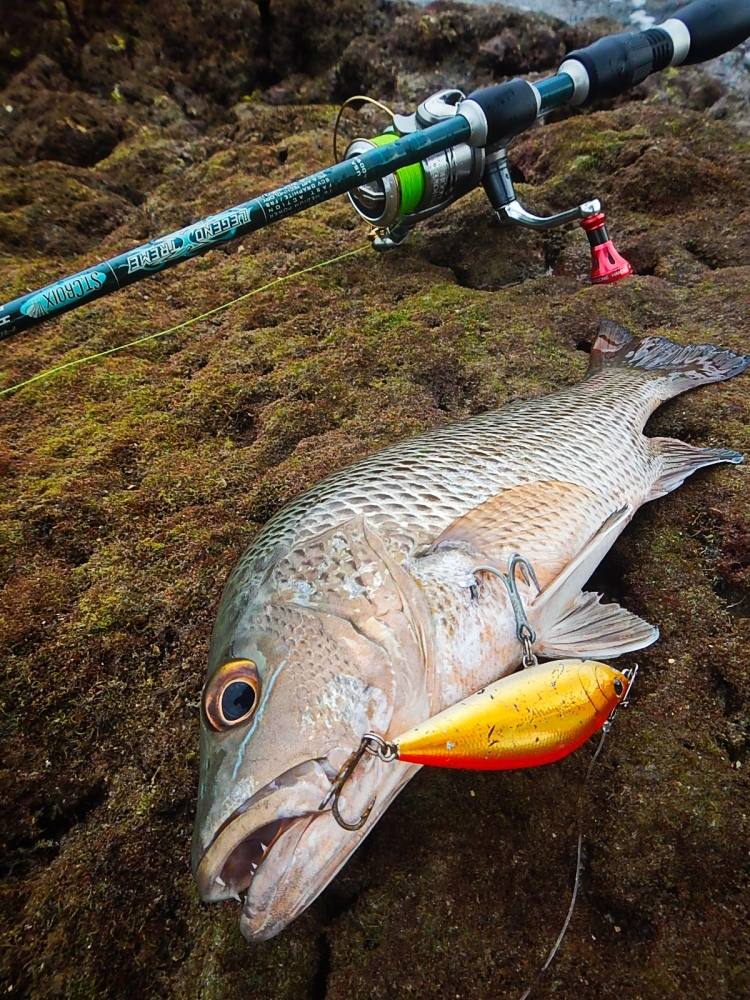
[194,758,330,910]
[219,815,305,894]
[195,754,417,940]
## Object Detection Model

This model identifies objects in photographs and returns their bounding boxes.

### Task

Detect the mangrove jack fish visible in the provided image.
[387,658,629,770]
[193,320,748,940]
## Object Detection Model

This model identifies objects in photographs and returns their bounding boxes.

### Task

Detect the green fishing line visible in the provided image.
[369,133,426,216]
[0,244,369,398]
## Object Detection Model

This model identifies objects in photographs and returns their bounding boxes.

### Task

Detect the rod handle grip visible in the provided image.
[562,0,750,105]
[673,0,750,64]
[465,79,539,145]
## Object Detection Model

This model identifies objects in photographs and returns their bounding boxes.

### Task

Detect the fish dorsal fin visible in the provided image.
[529,506,658,658]
[431,480,604,588]
[586,319,750,396]
[586,319,635,374]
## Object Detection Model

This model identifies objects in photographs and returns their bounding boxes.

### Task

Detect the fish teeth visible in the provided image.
[251,862,258,871]
[260,842,268,852]
[216,876,226,888]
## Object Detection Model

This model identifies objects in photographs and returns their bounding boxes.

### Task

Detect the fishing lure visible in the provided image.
[382,658,629,770]
[321,659,632,830]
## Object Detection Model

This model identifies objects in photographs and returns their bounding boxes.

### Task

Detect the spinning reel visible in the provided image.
[341,88,632,284]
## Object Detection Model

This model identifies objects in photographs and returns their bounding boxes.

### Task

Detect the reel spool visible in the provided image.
[340,90,484,248]
[345,134,427,228]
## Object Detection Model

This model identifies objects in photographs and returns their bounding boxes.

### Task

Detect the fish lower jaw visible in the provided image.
[196,758,337,906]
[200,813,311,905]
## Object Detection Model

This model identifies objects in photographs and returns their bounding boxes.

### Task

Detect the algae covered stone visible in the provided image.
[1,1,749,997]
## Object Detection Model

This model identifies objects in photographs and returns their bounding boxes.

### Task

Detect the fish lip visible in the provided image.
[218,814,307,895]
[194,759,331,905]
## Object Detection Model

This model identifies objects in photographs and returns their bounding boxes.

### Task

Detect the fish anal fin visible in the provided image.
[431,479,604,588]
[536,590,659,659]
[648,437,744,501]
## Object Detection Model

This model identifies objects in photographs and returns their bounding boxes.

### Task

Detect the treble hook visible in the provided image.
[473,553,541,667]
[319,734,397,831]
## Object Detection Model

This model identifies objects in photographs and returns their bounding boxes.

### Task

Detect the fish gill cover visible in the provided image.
[0,1,749,997]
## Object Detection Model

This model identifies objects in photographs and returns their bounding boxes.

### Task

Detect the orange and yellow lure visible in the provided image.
[321,658,631,830]
[391,659,628,770]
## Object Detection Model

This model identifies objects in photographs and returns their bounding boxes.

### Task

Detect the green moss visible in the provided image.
[134,788,157,817]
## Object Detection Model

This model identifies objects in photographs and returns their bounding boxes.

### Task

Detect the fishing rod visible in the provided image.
[1,0,748,342]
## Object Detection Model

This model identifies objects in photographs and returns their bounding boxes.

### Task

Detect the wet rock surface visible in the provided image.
[1,2,748,998]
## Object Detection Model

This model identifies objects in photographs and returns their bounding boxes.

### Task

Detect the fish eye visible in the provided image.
[221,680,256,721]
[613,678,624,697]
[203,659,260,732]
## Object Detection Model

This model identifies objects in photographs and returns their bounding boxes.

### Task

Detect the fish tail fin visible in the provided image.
[587,320,750,399]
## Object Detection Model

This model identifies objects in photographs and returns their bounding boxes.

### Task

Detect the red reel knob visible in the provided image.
[581,212,633,285]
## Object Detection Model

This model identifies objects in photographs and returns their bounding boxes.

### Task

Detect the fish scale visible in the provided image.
[223,368,657,614]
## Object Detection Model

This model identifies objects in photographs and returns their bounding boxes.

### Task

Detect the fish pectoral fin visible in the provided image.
[530,505,632,624]
[647,437,744,501]
[535,590,658,659]
[529,505,658,658]
[429,479,603,588]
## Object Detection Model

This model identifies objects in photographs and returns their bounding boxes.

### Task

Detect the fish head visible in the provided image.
[192,517,433,940]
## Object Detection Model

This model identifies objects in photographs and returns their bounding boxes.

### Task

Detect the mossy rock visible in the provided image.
[1,2,749,998]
